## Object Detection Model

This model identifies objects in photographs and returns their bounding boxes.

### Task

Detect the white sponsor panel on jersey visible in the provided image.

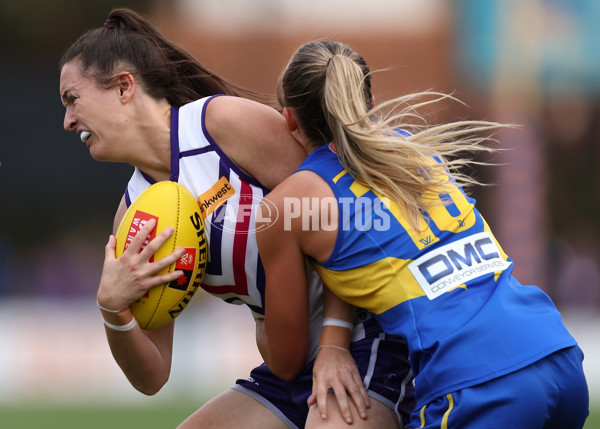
[408,231,512,300]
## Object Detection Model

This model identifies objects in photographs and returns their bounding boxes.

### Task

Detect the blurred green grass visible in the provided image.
[0,403,598,428]
[0,402,200,429]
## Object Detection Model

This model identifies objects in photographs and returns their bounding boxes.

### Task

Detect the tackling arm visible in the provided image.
[255,192,310,380]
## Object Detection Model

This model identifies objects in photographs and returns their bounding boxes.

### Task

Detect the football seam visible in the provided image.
[148,182,182,329]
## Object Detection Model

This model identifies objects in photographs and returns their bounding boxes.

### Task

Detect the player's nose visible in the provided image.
[63,108,77,131]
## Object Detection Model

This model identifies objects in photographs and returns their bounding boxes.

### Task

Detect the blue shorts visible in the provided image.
[408,345,589,429]
[234,318,415,429]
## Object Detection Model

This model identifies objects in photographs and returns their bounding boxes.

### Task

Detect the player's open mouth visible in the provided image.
[80,131,91,144]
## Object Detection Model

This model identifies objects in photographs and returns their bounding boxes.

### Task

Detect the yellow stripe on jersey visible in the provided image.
[343,176,437,250]
[337,171,480,252]
[332,170,347,184]
[423,187,477,233]
[481,218,509,282]
[313,257,426,314]
[377,195,438,250]
[346,177,437,250]
[349,180,370,198]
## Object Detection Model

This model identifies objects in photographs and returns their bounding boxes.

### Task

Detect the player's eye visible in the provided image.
[63,94,78,107]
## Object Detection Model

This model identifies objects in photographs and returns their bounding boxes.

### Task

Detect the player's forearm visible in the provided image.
[320,285,354,348]
[101,308,172,395]
[257,318,308,381]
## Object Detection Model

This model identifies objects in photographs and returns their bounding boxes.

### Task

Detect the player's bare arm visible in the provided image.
[310,286,370,424]
[256,188,310,380]
[96,196,181,395]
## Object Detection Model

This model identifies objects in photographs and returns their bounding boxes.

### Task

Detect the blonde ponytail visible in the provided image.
[280,41,506,227]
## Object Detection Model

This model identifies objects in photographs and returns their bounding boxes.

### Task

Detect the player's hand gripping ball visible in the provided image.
[115,181,208,330]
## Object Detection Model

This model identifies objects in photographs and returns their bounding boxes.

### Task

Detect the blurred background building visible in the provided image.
[0,0,598,413]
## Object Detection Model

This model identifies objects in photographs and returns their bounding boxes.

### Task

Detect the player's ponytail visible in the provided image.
[60,8,271,107]
[279,40,505,226]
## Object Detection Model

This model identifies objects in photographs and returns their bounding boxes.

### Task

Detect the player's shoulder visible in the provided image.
[179,95,239,129]
[180,95,215,117]
[205,95,281,130]
[268,169,333,204]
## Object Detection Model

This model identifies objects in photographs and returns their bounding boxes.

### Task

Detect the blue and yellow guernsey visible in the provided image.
[298,143,576,409]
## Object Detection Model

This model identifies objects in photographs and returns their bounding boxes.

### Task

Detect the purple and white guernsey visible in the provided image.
[125,95,323,359]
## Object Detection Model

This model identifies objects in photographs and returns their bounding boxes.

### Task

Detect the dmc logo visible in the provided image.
[408,232,512,300]
[209,194,279,234]
[418,237,499,284]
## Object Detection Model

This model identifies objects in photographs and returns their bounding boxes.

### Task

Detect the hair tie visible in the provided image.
[104,17,120,29]
[326,56,335,68]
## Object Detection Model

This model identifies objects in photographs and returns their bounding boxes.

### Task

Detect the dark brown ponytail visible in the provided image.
[60,8,271,107]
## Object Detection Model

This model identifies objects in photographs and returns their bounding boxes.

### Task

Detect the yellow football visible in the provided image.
[115,181,208,330]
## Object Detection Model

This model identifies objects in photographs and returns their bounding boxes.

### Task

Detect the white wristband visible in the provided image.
[319,345,349,352]
[323,318,354,330]
[102,316,138,332]
[97,299,122,313]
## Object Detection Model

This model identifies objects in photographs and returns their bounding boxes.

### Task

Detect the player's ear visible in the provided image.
[282,107,298,133]
[115,72,135,104]
[283,106,313,149]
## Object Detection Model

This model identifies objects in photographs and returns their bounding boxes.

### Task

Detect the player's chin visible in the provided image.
[86,142,102,160]
[88,146,111,162]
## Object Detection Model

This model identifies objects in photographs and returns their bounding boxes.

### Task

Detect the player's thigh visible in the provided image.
[178,389,288,429]
[305,393,400,429]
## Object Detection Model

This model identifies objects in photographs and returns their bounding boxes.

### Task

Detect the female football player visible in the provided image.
[256,40,589,428]
[59,9,414,429]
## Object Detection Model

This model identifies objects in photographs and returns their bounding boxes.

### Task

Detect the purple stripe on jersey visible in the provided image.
[245,302,265,316]
[205,203,224,276]
[200,95,267,190]
[169,106,180,182]
[125,187,132,208]
[135,108,179,185]
[204,159,229,276]
[141,171,156,184]
[134,108,180,184]
[180,146,215,158]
